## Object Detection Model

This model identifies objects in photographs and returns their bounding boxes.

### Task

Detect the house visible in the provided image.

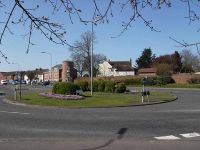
[138,68,157,76]
[0,71,18,81]
[35,68,49,82]
[98,60,135,77]
[44,60,77,82]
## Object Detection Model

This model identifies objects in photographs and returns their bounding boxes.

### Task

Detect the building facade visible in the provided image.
[98,60,135,77]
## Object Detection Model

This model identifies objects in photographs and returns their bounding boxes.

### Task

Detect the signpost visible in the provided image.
[141,77,150,103]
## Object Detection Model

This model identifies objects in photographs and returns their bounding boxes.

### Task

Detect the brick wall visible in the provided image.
[172,73,200,83]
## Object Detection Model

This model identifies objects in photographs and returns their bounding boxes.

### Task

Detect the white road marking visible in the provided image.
[180,132,200,138]
[155,135,181,140]
[0,110,30,115]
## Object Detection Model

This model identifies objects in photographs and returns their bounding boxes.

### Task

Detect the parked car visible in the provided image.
[11,80,19,85]
[20,80,26,84]
[1,80,7,85]
[42,80,50,86]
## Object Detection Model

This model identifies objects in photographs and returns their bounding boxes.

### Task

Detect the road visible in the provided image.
[0,85,200,150]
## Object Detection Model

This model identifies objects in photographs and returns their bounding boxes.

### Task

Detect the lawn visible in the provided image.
[127,83,200,88]
[17,91,176,108]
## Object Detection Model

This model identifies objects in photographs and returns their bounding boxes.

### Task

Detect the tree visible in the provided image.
[26,70,36,83]
[181,49,200,72]
[171,51,182,73]
[1,0,199,62]
[156,64,172,76]
[136,48,155,69]
[152,51,182,73]
[69,31,106,77]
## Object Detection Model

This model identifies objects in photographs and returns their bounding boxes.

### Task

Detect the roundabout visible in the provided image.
[0,86,200,150]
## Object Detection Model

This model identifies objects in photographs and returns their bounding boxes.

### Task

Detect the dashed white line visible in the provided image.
[0,110,30,115]
[180,132,200,138]
[154,135,181,140]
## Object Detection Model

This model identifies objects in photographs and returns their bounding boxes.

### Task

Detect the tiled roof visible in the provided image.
[108,61,134,71]
[138,68,157,73]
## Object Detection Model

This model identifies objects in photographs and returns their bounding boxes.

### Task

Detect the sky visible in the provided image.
[0,0,200,72]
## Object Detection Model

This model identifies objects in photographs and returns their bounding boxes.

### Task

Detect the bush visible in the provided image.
[188,77,200,84]
[52,82,59,93]
[76,81,89,91]
[104,81,116,93]
[97,80,105,92]
[123,77,143,85]
[52,82,79,94]
[91,80,99,92]
[115,83,126,93]
[156,64,172,76]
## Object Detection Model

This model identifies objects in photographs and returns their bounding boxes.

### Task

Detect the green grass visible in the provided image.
[16,91,176,108]
[162,83,200,88]
[127,83,200,88]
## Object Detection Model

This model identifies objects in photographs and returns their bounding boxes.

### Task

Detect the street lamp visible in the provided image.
[41,51,52,81]
[90,21,94,96]
[11,62,21,100]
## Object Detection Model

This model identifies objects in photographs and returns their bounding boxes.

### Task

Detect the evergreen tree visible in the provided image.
[136,48,155,69]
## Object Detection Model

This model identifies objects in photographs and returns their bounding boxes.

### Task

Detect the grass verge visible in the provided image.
[127,83,200,88]
[11,91,176,108]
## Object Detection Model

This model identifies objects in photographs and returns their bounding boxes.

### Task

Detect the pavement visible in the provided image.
[0,85,200,150]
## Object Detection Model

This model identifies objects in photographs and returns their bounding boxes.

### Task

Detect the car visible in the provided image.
[11,80,19,85]
[1,80,7,85]
[42,80,50,86]
[20,80,27,84]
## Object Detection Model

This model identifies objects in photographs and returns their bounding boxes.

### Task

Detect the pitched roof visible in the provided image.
[108,61,134,71]
[36,69,49,75]
[52,64,62,69]
[138,68,157,73]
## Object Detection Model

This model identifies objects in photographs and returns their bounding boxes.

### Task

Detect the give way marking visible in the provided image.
[154,135,180,140]
[180,132,200,138]
[0,110,30,115]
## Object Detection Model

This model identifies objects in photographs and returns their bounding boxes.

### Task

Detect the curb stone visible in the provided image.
[2,95,178,109]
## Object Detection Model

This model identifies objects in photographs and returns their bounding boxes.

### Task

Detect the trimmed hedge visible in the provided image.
[74,79,127,93]
[115,83,126,93]
[105,81,116,93]
[75,81,89,91]
[98,80,105,92]
[52,82,79,95]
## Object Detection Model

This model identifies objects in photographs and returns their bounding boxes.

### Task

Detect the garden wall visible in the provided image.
[172,73,200,83]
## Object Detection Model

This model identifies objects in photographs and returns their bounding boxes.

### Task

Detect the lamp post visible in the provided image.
[90,21,94,96]
[41,51,52,82]
[12,62,21,100]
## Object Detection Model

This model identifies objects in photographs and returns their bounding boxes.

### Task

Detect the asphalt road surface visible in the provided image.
[0,86,200,150]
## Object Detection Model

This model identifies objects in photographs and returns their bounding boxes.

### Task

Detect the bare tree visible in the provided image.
[69,31,106,77]
[181,49,200,72]
[1,0,200,62]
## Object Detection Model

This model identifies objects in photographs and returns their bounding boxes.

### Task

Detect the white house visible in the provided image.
[98,60,135,77]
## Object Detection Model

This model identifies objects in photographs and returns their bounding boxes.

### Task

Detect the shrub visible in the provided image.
[160,76,175,84]
[104,81,116,93]
[123,77,143,85]
[156,64,172,76]
[90,80,99,92]
[52,82,59,93]
[188,77,200,84]
[97,80,105,92]
[76,81,89,91]
[52,82,79,94]
[115,83,126,93]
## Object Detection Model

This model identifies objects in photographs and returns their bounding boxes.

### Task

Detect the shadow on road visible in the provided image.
[81,128,128,150]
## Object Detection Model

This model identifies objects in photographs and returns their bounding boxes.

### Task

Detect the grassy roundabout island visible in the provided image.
[19,91,176,108]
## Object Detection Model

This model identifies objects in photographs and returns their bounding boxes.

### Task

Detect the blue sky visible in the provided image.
[0,0,200,71]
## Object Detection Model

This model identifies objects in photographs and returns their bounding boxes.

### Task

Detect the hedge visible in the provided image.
[52,82,79,95]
